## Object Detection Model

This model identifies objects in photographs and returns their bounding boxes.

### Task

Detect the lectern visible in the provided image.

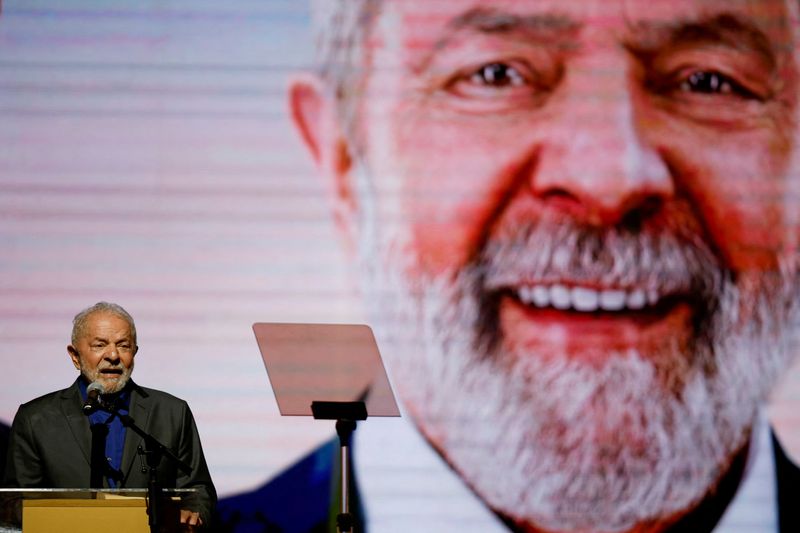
[0,488,194,533]
[253,323,400,533]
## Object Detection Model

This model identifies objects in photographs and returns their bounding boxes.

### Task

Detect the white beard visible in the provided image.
[80,360,134,394]
[360,206,798,532]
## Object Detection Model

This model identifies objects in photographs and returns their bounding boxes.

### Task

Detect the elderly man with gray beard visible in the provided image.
[222,0,800,531]
[3,302,217,529]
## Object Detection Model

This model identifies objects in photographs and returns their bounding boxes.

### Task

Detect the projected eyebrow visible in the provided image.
[424,9,778,61]
[447,7,580,41]
[628,14,778,69]
[414,7,580,73]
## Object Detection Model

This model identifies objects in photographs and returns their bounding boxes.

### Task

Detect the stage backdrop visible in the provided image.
[1,1,799,532]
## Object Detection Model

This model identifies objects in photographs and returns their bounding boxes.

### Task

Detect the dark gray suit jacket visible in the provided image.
[3,379,217,525]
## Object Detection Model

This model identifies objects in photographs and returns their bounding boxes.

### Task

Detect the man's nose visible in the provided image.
[105,347,120,361]
[531,73,673,227]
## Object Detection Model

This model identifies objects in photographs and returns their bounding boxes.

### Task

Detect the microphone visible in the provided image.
[83,381,105,415]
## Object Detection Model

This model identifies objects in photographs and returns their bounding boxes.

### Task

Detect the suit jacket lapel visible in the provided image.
[121,382,151,486]
[61,380,91,466]
[772,430,800,533]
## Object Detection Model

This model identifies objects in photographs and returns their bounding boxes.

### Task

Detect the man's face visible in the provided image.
[68,311,136,394]
[299,0,800,530]
[359,0,800,332]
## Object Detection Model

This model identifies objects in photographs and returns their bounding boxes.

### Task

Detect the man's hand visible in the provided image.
[180,509,203,528]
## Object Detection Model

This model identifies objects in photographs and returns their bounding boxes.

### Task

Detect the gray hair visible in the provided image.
[310,0,382,147]
[71,302,137,346]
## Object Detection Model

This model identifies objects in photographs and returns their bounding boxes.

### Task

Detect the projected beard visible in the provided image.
[360,191,797,532]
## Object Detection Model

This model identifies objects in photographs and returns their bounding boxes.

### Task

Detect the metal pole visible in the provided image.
[341,444,349,517]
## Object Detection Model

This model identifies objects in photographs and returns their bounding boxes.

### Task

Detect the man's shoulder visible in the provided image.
[131,383,189,408]
[17,384,77,412]
[10,384,79,429]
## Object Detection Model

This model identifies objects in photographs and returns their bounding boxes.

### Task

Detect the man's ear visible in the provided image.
[67,345,81,370]
[288,74,359,256]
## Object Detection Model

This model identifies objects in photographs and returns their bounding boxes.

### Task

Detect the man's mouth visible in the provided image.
[99,368,124,377]
[496,281,697,356]
[515,283,663,313]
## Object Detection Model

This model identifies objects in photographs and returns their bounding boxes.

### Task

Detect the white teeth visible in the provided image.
[550,284,571,310]
[599,289,626,311]
[571,286,599,312]
[647,289,659,306]
[626,289,646,310]
[519,285,533,304]
[516,284,662,312]
[532,286,550,307]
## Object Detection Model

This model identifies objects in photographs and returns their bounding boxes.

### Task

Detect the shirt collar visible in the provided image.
[714,411,777,531]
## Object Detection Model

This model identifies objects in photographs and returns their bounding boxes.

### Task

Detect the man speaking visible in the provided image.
[3,302,216,528]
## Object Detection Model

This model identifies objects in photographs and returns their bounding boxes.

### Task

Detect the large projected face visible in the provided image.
[292,0,800,531]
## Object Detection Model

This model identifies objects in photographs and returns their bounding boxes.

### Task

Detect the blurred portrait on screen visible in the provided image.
[288,0,800,531]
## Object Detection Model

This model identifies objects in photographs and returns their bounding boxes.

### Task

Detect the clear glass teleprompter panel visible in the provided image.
[253,323,400,417]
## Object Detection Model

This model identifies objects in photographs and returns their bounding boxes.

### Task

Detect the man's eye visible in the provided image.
[439,58,556,112]
[468,62,526,88]
[679,70,757,99]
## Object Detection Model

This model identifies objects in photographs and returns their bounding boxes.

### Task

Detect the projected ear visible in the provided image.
[288,74,358,251]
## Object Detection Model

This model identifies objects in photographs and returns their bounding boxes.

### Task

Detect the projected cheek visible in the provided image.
[378,110,554,278]
[365,111,503,277]
[642,149,787,272]
[636,42,795,271]
[644,108,792,272]
[384,141,534,278]
[361,33,572,277]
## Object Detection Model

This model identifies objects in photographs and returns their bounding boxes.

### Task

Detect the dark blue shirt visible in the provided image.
[77,378,130,488]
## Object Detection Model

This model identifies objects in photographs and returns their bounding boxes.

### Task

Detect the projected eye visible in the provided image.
[442,58,555,112]
[645,60,772,125]
[469,62,526,88]
[679,70,758,100]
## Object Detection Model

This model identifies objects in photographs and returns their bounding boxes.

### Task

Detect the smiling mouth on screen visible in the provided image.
[497,282,697,355]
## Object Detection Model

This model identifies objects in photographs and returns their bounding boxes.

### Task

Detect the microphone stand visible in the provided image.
[94,396,193,533]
